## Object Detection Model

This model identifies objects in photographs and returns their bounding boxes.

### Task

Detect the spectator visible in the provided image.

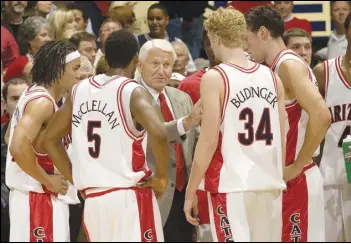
[95,56,109,75]
[108,3,136,34]
[273,1,312,35]
[2,1,28,39]
[316,1,351,60]
[160,1,208,59]
[48,9,77,40]
[69,31,97,64]
[66,2,90,32]
[1,78,28,243]
[94,19,122,68]
[23,1,53,19]
[137,4,197,74]
[1,26,20,70]
[171,41,189,76]
[283,28,312,65]
[4,16,51,82]
[78,56,94,80]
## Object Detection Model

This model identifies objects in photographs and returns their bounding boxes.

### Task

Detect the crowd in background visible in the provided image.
[1,1,350,242]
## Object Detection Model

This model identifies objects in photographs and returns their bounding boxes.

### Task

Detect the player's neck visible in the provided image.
[264,38,287,67]
[219,47,248,67]
[45,84,63,103]
[106,68,132,79]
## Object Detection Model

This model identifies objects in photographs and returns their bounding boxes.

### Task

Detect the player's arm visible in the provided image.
[275,74,286,170]
[130,87,169,196]
[9,98,58,189]
[187,69,222,196]
[280,61,331,169]
[42,91,74,184]
[312,62,328,166]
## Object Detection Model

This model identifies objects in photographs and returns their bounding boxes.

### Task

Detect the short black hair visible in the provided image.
[69,31,96,49]
[245,5,285,38]
[66,2,89,21]
[148,3,168,17]
[2,78,27,102]
[345,12,351,29]
[105,30,138,68]
[31,41,77,86]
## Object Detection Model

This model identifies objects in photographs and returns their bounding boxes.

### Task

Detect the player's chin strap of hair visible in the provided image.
[65,51,81,64]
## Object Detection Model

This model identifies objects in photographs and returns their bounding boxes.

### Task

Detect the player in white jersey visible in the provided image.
[184,8,287,242]
[245,5,331,242]
[313,12,351,242]
[42,30,169,242]
[6,41,81,242]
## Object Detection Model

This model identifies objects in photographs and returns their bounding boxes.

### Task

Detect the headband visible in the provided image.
[65,51,81,64]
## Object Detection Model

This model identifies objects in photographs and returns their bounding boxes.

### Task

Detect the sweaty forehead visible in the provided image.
[288,36,311,46]
[146,48,174,61]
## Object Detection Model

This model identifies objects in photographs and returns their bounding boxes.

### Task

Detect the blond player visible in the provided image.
[245,5,331,242]
[184,7,287,242]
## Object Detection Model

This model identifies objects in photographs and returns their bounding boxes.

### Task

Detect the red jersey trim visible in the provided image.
[91,75,121,88]
[211,66,230,124]
[270,48,288,70]
[25,84,47,96]
[336,56,351,90]
[323,60,329,98]
[117,79,146,141]
[270,69,278,95]
[223,62,260,73]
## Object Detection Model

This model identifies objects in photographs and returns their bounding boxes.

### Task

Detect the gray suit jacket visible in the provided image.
[145,86,196,226]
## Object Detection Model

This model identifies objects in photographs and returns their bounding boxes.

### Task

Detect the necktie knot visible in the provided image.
[158,93,166,103]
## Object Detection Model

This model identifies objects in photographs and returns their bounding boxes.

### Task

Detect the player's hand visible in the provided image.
[138,176,168,199]
[45,174,68,195]
[184,100,202,130]
[283,163,303,183]
[184,190,200,226]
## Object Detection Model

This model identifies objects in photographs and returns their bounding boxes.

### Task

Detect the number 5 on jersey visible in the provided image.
[87,121,101,158]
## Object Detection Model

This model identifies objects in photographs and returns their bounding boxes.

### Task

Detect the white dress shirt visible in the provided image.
[140,79,187,136]
[316,30,347,60]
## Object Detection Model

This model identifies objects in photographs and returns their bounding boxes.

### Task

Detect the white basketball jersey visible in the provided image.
[199,62,286,193]
[320,56,351,186]
[271,49,319,165]
[6,84,78,203]
[70,74,151,190]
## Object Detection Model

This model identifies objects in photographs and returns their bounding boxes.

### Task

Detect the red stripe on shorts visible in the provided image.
[135,188,158,242]
[29,192,54,242]
[282,168,310,242]
[210,193,234,242]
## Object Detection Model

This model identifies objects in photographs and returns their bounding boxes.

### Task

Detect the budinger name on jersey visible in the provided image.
[230,86,277,109]
[72,100,120,129]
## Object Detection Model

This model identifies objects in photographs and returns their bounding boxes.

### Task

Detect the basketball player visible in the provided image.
[184,7,287,242]
[6,41,81,242]
[313,12,351,242]
[245,5,331,242]
[42,30,169,242]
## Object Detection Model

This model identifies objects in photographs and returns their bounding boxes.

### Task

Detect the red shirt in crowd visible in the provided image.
[1,26,20,69]
[178,68,210,225]
[3,55,29,82]
[228,1,271,13]
[285,16,312,35]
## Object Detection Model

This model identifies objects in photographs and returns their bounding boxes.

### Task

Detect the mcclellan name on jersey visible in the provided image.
[72,99,120,129]
[230,86,277,109]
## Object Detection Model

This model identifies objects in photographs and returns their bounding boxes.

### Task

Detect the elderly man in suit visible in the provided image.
[136,39,201,242]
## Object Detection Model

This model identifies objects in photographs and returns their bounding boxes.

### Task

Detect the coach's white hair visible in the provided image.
[139,39,177,64]
[135,39,177,83]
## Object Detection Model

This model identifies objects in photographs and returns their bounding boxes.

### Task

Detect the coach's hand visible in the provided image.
[283,163,303,183]
[138,176,168,199]
[45,174,68,195]
[184,190,199,226]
